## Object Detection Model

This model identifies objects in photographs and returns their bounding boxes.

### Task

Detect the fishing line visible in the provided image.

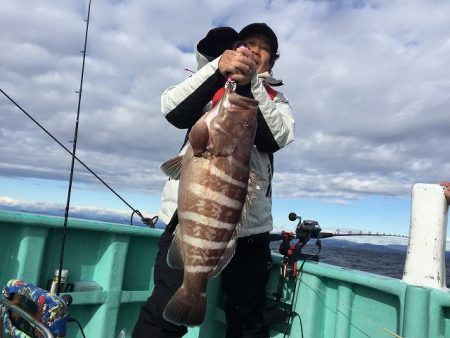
[0,88,154,227]
[282,264,303,338]
[270,215,408,338]
[298,278,403,338]
[289,245,402,338]
[282,246,319,338]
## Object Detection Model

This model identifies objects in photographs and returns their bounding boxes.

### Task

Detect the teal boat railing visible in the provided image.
[1,210,450,338]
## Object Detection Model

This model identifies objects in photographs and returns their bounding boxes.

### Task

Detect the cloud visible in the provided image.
[1,0,450,206]
[0,195,156,225]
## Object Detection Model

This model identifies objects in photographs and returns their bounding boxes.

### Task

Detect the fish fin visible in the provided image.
[160,156,183,179]
[167,227,184,270]
[163,286,207,326]
[189,119,209,156]
[208,231,238,278]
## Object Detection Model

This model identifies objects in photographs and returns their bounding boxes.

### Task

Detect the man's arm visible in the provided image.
[242,77,295,153]
[161,58,225,129]
[161,49,295,153]
[162,48,256,130]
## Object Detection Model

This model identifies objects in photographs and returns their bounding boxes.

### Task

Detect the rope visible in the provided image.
[298,278,404,338]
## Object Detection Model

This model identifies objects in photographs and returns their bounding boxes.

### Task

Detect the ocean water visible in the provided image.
[317,245,408,279]
[271,241,450,287]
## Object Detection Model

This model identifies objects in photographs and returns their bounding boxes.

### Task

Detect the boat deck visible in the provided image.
[1,210,450,337]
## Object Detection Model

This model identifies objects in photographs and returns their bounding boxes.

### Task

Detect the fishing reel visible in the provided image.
[277,213,322,263]
[273,212,322,303]
[289,212,321,243]
[265,212,323,327]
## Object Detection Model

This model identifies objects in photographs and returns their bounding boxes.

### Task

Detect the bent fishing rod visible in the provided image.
[268,211,407,284]
[265,211,408,337]
[269,212,407,242]
[0,3,155,229]
[2,2,156,295]
[0,88,156,228]
[268,211,408,303]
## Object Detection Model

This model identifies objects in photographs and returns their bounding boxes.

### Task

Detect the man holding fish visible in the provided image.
[133,23,295,338]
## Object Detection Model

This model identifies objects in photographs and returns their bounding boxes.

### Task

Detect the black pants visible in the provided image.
[132,226,272,338]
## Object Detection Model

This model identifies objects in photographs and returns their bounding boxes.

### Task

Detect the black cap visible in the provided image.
[197,27,238,62]
[238,23,278,55]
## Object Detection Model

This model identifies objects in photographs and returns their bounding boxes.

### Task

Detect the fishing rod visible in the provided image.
[264,211,409,336]
[269,212,407,242]
[0,87,156,228]
[56,0,93,297]
[268,211,408,299]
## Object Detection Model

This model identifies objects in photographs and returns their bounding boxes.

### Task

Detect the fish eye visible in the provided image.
[242,121,249,128]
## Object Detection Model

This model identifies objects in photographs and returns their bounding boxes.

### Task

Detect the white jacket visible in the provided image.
[158,54,295,237]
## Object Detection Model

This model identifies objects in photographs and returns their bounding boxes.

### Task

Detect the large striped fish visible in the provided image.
[160,82,259,326]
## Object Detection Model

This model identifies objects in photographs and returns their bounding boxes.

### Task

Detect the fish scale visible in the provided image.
[160,84,259,326]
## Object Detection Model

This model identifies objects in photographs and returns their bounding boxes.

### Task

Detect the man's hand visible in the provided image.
[440,182,450,204]
[218,47,256,85]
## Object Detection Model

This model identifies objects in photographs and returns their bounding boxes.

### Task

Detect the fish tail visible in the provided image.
[163,286,206,326]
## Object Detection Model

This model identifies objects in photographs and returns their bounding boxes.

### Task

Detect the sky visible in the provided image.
[1,0,450,237]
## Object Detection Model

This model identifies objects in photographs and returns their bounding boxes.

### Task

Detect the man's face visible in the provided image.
[243,34,272,74]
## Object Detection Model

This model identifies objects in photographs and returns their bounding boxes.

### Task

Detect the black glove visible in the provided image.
[197,27,238,62]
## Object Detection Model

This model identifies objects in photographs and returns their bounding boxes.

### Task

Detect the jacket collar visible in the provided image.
[258,71,284,86]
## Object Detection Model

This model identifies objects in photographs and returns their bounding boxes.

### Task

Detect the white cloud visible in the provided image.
[0,195,156,222]
[1,0,450,206]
